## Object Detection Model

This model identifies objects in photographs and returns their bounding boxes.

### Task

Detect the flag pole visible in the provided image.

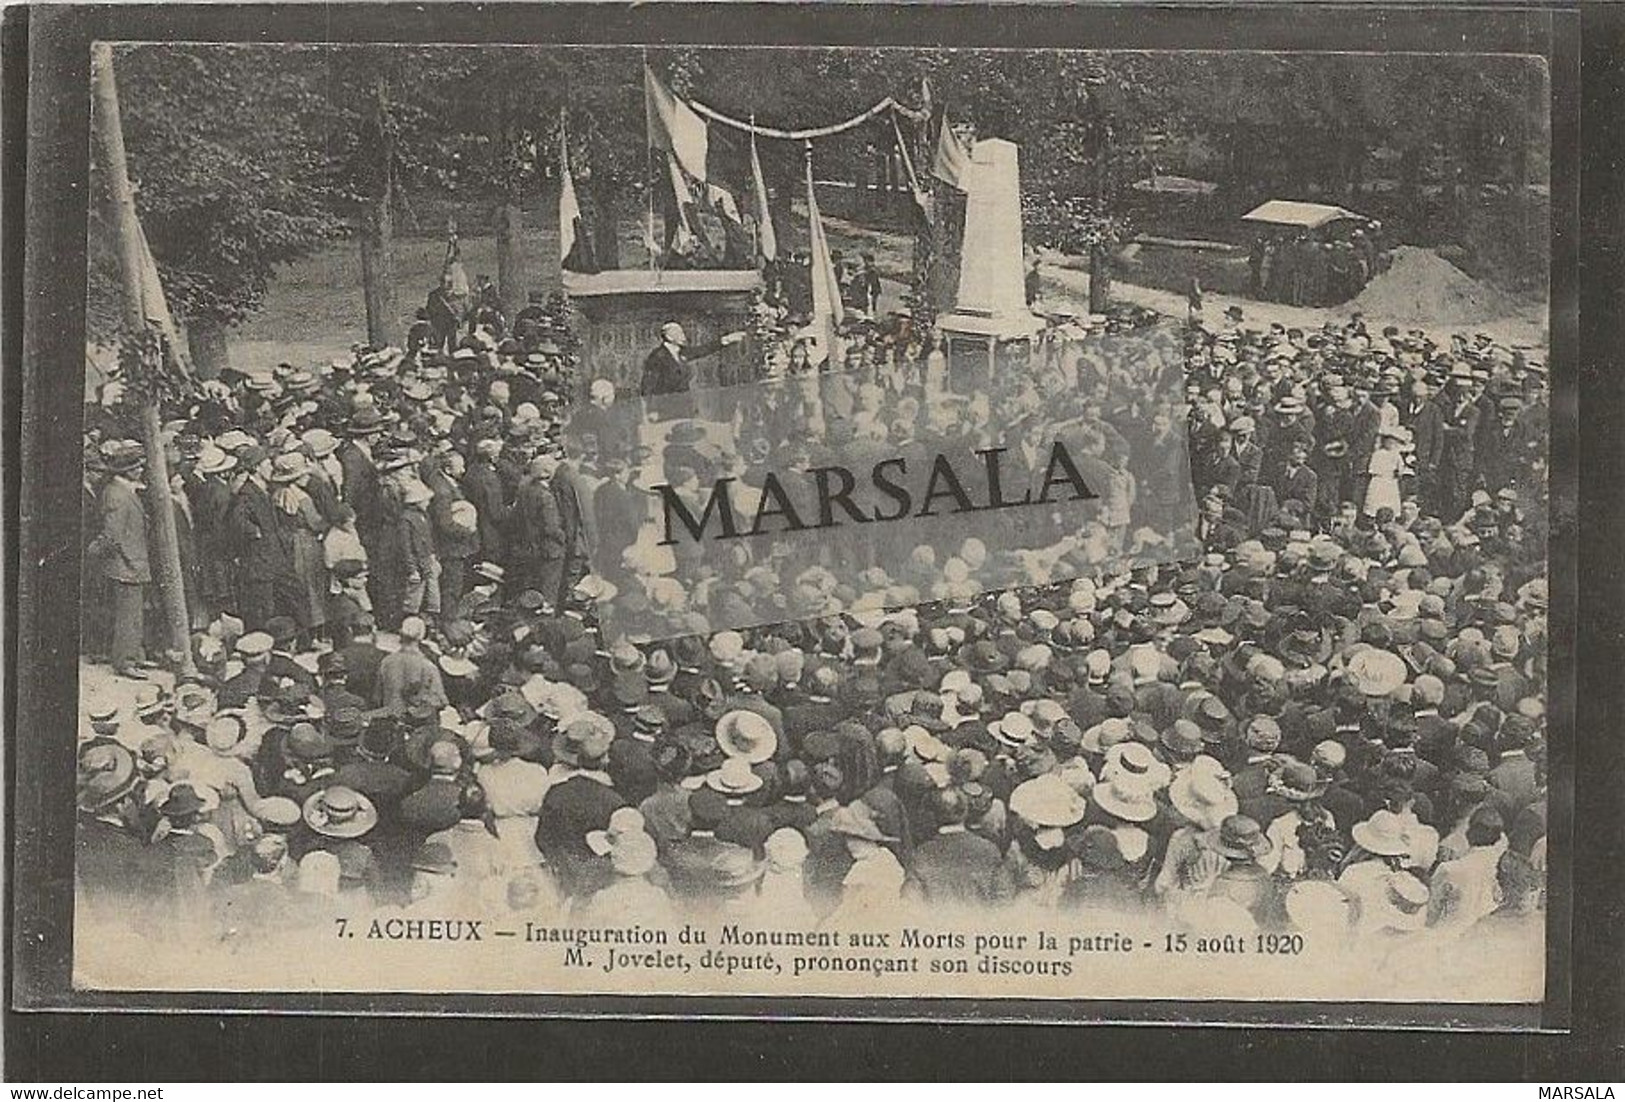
[558,106,570,275]
[642,49,658,273]
[748,114,760,263]
[91,42,196,677]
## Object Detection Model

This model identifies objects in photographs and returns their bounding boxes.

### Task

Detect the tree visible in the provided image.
[91,45,346,375]
[314,46,461,347]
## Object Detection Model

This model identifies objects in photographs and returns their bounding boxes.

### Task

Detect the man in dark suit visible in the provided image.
[337,411,386,561]
[1488,726,1541,819]
[90,445,152,676]
[638,322,745,400]
[76,743,155,919]
[510,454,567,601]
[592,454,644,585]
[461,439,510,566]
[227,446,287,631]
[1273,439,1320,516]
[535,718,626,899]
[905,788,1008,906]
[663,789,761,906]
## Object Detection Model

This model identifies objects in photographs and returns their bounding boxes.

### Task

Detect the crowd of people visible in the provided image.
[1247,223,1390,307]
[75,271,1548,957]
[592,306,1197,639]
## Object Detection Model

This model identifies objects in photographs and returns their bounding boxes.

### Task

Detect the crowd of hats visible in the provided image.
[588,317,1198,638]
[74,292,1548,941]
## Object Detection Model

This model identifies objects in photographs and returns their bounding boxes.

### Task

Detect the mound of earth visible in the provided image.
[1342,245,1517,325]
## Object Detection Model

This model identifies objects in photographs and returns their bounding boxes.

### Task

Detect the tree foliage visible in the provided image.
[96,45,1551,338]
[89,45,347,340]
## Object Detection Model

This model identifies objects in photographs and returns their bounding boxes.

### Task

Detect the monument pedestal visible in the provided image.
[933,137,1043,384]
[564,269,763,415]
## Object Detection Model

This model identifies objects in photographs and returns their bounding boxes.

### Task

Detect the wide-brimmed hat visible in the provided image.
[1102,741,1172,791]
[346,408,386,436]
[270,452,308,483]
[1010,774,1088,830]
[158,783,208,820]
[1091,774,1159,823]
[204,714,247,753]
[1207,814,1271,861]
[706,756,764,796]
[1352,809,1413,857]
[102,440,146,474]
[1168,768,1238,831]
[989,710,1038,749]
[437,653,478,679]
[1149,594,1191,628]
[215,429,255,453]
[667,421,709,446]
[1346,648,1408,697]
[714,710,777,763]
[76,742,139,812]
[1378,870,1431,931]
[1270,758,1329,802]
[1284,879,1356,934]
[552,713,615,767]
[301,428,339,457]
[1160,719,1206,758]
[174,683,219,728]
[196,447,237,476]
[645,649,677,686]
[302,785,379,839]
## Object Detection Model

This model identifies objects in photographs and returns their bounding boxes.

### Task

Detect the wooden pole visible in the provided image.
[91,43,196,677]
[359,77,396,348]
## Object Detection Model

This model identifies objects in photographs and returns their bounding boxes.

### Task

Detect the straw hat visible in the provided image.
[1091,773,1159,824]
[1351,808,1412,857]
[195,447,237,476]
[1375,871,1431,932]
[1168,768,1238,831]
[714,710,777,764]
[302,786,378,839]
[300,428,339,457]
[706,756,764,796]
[1102,741,1172,791]
[1346,648,1408,697]
[989,710,1038,749]
[1010,774,1088,830]
[76,742,138,813]
[269,452,308,483]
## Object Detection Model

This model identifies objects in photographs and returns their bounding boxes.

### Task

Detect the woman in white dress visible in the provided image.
[1363,425,1409,517]
[822,805,904,929]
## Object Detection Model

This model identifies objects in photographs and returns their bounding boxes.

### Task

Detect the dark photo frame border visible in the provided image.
[6,0,1618,1080]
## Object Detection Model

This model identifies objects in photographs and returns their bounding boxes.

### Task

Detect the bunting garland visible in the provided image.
[632,62,939,272]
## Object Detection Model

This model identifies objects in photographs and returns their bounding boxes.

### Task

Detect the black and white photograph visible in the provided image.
[49,33,1560,1009]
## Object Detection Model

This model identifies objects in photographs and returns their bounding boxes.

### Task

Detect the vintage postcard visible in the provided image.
[64,37,1553,1009]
